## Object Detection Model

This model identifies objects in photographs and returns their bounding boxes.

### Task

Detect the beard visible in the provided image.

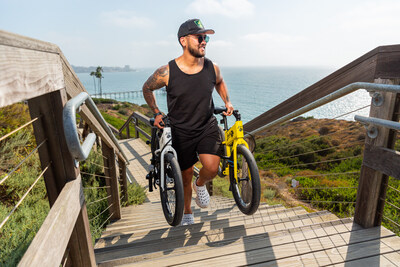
[188,44,205,58]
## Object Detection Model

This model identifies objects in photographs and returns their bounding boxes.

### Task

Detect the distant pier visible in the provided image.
[91,89,166,99]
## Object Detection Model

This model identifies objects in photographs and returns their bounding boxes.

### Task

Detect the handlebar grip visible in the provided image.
[214,106,227,115]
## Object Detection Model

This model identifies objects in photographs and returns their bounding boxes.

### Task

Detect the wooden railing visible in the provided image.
[1,30,128,266]
[244,45,400,229]
[118,112,151,140]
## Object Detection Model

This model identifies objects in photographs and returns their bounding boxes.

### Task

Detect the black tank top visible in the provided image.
[166,58,217,137]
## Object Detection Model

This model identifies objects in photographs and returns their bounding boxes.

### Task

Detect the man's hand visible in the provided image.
[223,102,234,116]
[154,114,164,129]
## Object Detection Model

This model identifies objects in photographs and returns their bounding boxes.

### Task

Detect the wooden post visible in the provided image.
[102,142,122,220]
[28,89,96,266]
[119,156,129,202]
[135,117,140,138]
[354,78,400,228]
[126,120,130,138]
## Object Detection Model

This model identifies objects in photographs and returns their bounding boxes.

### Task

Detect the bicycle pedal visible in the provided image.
[146,140,151,145]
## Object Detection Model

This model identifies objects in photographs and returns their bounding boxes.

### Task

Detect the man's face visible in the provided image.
[186,34,209,58]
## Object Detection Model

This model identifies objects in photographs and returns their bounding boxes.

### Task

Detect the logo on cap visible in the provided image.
[194,20,204,28]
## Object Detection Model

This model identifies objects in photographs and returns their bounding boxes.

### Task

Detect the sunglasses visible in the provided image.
[190,35,210,43]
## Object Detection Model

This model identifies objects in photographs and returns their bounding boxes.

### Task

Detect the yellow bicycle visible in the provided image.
[214,107,261,215]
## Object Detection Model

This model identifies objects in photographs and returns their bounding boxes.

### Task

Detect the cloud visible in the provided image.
[186,0,254,18]
[242,32,306,45]
[130,40,176,48]
[210,40,234,48]
[102,10,154,28]
[336,1,400,33]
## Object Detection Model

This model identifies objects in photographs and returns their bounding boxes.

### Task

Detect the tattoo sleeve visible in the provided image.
[142,66,168,113]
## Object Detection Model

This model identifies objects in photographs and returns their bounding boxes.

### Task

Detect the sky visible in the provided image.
[1,0,400,69]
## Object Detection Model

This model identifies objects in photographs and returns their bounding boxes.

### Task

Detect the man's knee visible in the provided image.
[202,163,219,177]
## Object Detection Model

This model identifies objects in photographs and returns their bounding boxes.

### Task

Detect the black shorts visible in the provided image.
[172,121,222,171]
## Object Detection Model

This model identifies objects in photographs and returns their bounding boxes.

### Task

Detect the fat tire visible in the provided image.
[230,144,261,215]
[160,153,184,226]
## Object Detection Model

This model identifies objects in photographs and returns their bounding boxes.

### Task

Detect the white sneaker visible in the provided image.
[181,213,194,225]
[193,178,210,208]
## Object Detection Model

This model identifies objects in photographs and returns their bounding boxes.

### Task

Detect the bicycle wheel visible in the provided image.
[160,153,184,226]
[230,144,261,215]
[217,126,227,177]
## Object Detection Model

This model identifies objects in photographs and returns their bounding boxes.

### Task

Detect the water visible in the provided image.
[77,67,371,124]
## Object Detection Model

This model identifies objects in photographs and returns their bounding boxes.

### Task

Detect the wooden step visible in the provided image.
[121,197,237,214]
[109,203,273,229]
[332,251,400,266]
[100,205,297,237]
[119,200,258,221]
[98,206,314,247]
[94,210,338,264]
[104,220,400,266]
[96,217,356,266]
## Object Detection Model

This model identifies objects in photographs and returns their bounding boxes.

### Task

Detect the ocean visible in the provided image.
[77,67,371,124]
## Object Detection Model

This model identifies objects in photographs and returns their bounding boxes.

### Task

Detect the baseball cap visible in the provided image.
[177,19,215,39]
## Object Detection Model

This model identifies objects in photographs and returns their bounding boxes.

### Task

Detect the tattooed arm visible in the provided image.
[214,63,234,116]
[142,65,169,128]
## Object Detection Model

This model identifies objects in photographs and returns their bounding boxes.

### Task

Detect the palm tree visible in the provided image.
[90,71,97,96]
[94,66,104,97]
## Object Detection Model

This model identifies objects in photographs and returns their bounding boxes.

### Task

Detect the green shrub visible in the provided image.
[211,177,232,198]
[118,109,128,115]
[263,188,276,200]
[92,98,118,104]
[123,183,146,206]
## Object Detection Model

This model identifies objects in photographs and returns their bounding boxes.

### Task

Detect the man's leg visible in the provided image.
[197,154,220,186]
[181,166,194,214]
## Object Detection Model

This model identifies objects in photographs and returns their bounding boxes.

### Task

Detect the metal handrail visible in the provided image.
[246,82,400,137]
[355,115,400,131]
[63,92,129,163]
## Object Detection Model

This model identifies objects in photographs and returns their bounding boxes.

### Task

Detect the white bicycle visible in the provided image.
[146,116,184,226]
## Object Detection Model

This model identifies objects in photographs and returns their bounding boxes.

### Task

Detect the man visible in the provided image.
[142,19,233,225]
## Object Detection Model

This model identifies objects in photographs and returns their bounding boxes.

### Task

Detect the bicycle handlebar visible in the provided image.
[214,106,241,121]
[150,116,170,127]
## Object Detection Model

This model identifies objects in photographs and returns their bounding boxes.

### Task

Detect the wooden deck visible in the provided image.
[95,138,400,266]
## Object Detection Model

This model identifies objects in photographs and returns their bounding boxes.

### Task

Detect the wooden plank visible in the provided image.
[355,78,399,228]
[0,29,60,53]
[102,143,122,220]
[27,89,96,266]
[0,44,65,107]
[166,228,397,267]
[101,222,394,267]
[133,112,151,125]
[136,126,151,140]
[375,47,400,79]
[28,89,77,205]
[118,115,134,133]
[363,144,400,180]
[332,251,400,267]
[118,156,129,202]
[68,204,96,267]
[18,176,84,267]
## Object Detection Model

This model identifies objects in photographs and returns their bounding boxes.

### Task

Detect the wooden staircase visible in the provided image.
[92,138,400,266]
[94,195,400,266]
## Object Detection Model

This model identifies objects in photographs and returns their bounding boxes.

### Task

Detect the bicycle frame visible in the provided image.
[220,116,251,183]
[150,126,178,191]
